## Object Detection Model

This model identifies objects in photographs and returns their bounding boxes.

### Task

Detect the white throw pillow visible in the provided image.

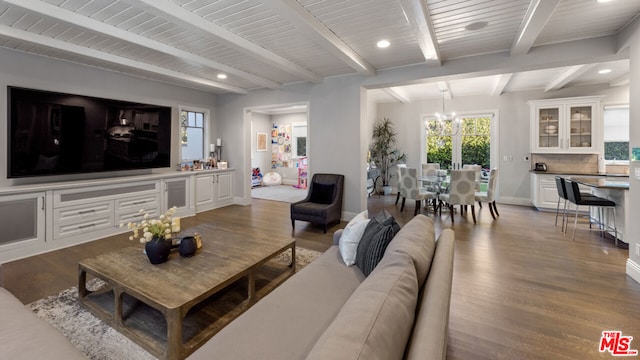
[339,211,369,266]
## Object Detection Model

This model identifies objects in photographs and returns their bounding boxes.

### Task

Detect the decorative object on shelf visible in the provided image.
[178,236,197,257]
[217,161,228,169]
[369,117,407,195]
[426,90,461,136]
[121,206,181,265]
[215,138,223,161]
[544,125,557,134]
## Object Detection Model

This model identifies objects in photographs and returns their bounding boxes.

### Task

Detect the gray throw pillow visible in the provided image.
[355,210,401,276]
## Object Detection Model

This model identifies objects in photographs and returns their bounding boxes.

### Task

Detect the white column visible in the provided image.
[626,25,640,284]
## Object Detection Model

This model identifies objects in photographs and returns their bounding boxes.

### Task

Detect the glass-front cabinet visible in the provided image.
[529,96,600,154]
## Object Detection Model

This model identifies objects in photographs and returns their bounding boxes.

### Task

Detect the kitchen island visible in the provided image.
[570,176,629,246]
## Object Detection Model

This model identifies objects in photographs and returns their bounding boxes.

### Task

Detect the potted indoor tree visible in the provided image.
[369,118,406,195]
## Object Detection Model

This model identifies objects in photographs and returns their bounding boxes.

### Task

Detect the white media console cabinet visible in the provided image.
[0,168,234,263]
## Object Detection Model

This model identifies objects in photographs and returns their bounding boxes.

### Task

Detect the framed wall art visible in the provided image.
[257,132,267,151]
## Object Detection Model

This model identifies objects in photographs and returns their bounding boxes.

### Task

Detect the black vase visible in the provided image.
[145,238,172,264]
[179,236,197,257]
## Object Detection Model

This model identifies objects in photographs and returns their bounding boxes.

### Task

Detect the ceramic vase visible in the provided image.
[179,236,197,257]
[145,237,172,264]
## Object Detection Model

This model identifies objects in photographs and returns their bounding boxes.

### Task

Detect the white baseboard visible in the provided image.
[282,179,297,186]
[497,196,532,207]
[626,259,640,285]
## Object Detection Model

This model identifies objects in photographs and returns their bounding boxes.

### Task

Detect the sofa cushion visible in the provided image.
[384,214,437,286]
[0,288,86,360]
[188,246,365,360]
[339,210,370,266]
[309,182,335,204]
[355,211,400,276]
[306,251,418,360]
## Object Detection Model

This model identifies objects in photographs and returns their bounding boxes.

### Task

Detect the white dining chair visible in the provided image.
[439,169,477,223]
[400,167,436,216]
[475,168,499,219]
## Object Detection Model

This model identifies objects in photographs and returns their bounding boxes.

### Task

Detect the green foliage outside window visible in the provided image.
[426,116,491,169]
[604,142,629,161]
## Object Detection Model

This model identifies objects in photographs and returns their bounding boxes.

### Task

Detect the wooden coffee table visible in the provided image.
[78,232,295,360]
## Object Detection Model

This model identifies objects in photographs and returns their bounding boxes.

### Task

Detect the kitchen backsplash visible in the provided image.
[530,154,598,174]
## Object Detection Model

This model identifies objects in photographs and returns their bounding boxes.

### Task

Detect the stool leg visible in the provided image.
[612,207,618,247]
[572,205,579,241]
[555,197,561,226]
[562,199,568,232]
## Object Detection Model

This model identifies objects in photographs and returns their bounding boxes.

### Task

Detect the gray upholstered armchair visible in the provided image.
[291,173,344,233]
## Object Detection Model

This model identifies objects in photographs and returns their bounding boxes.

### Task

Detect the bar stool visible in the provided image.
[564,179,617,244]
[554,176,569,231]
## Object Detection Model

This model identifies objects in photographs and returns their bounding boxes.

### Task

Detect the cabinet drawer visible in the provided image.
[54,201,113,225]
[117,205,160,226]
[116,194,160,213]
[53,213,115,240]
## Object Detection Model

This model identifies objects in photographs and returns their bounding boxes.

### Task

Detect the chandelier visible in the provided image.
[426,90,461,136]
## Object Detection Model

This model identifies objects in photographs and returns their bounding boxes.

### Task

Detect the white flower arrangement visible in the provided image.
[120,206,181,243]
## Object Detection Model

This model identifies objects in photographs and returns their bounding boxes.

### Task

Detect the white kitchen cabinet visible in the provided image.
[162,177,193,217]
[530,173,591,211]
[0,192,45,262]
[529,96,601,154]
[195,170,234,212]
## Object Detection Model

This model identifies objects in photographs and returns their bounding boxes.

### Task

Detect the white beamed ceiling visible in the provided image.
[0,0,637,98]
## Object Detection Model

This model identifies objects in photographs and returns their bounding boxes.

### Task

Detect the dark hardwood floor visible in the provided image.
[3,194,640,359]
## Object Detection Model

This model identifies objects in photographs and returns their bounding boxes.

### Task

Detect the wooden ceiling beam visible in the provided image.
[511,0,560,56]
[544,64,594,92]
[3,0,282,90]
[0,24,248,94]
[492,73,513,96]
[384,87,411,103]
[128,0,322,83]
[397,0,441,66]
[268,0,375,76]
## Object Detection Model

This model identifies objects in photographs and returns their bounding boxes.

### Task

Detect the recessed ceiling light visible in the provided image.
[377,40,390,48]
[598,69,612,74]
[217,73,227,79]
[465,21,488,31]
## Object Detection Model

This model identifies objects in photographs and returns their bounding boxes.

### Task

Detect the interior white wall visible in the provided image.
[250,112,271,173]
[0,47,217,188]
[377,84,629,205]
[217,77,365,217]
[626,25,640,283]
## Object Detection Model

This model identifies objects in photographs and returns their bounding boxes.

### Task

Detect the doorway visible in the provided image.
[245,103,310,203]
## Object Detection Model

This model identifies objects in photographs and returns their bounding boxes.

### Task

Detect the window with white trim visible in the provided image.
[603,105,629,163]
[180,109,206,161]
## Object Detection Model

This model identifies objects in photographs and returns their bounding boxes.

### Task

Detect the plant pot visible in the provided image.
[382,185,392,195]
[145,237,172,264]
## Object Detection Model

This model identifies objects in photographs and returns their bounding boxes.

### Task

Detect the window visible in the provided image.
[603,105,629,162]
[180,109,206,161]
[424,114,492,170]
[292,123,307,157]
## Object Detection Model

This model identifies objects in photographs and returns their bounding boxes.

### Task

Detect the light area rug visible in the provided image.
[251,185,308,203]
[27,247,321,360]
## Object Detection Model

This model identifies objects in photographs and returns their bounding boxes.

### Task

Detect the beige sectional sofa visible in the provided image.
[0,214,454,360]
[0,286,86,359]
[189,214,455,360]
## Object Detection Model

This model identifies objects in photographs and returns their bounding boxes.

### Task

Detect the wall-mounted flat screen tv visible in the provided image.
[8,87,172,178]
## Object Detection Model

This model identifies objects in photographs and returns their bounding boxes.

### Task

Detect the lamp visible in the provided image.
[215,138,222,161]
[427,90,461,136]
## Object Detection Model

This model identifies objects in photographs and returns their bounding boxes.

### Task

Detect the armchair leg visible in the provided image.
[291,219,295,229]
[471,205,476,224]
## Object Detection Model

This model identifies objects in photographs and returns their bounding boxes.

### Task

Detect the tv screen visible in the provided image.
[8,87,172,178]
